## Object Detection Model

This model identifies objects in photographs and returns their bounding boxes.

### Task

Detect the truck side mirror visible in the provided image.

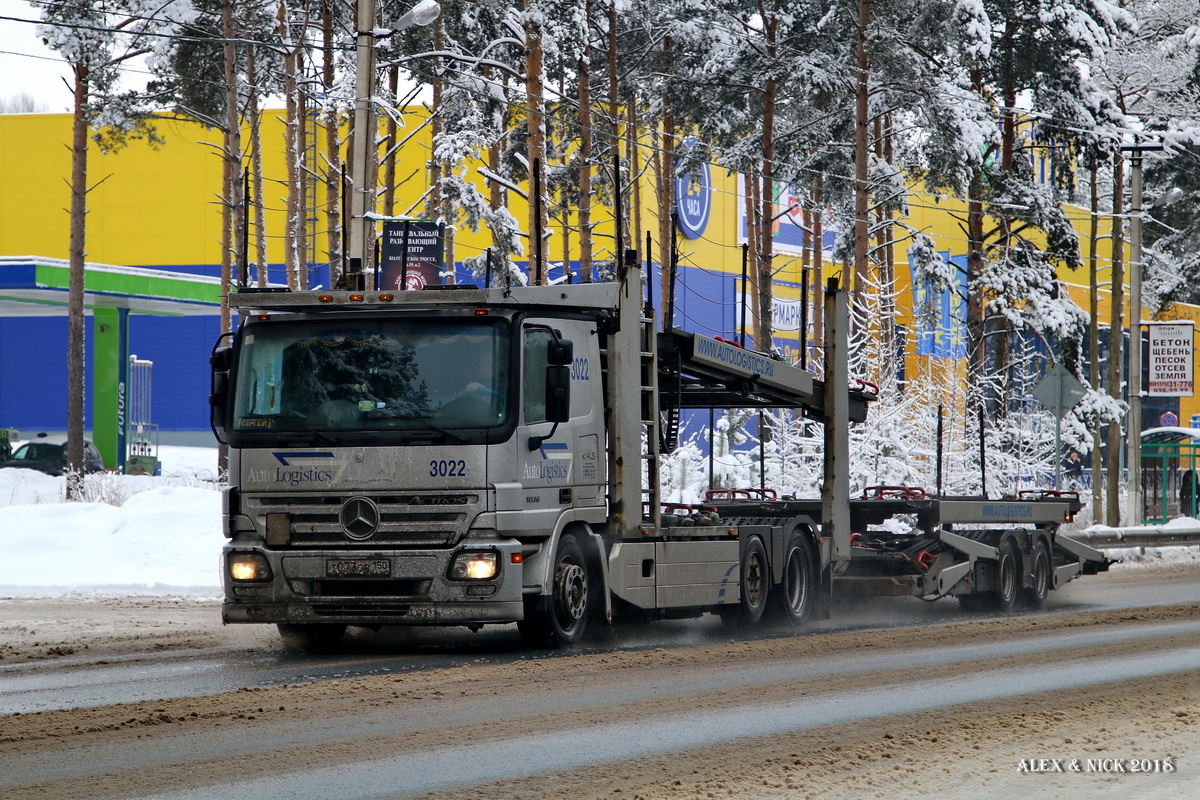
[209,337,233,444]
[528,337,573,450]
[545,364,570,423]
[547,338,573,366]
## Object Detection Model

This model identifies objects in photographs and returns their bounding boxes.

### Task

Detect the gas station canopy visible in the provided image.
[0,257,222,469]
[0,256,222,316]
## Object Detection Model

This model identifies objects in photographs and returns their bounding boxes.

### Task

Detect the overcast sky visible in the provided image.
[0,0,75,111]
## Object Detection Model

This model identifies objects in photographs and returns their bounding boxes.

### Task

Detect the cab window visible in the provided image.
[523,329,554,424]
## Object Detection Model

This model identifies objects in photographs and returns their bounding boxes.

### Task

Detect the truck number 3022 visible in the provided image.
[429,459,467,477]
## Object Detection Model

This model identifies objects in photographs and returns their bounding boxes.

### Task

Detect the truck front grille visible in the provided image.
[245,493,479,547]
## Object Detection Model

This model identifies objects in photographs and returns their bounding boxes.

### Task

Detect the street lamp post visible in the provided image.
[346,0,441,286]
[1123,142,1163,526]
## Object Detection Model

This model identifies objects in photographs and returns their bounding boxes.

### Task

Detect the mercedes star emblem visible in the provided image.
[340,496,380,540]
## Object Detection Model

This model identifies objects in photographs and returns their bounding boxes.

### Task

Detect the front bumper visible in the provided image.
[222,540,524,626]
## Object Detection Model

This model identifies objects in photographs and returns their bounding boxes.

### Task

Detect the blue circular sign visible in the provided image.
[1161,412,1179,427]
[674,140,711,240]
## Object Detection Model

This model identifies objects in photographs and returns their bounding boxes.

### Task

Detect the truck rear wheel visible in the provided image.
[770,532,814,627]
[277,623,346,654]
[518,532,590,648]
[1020,539,1051,609]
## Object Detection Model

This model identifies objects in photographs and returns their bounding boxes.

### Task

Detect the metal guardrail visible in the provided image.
[1068,524,1200,550]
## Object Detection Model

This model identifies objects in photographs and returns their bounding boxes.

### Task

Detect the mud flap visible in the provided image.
[816,563,833,620]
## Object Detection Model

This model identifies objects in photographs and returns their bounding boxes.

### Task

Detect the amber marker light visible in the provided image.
[349,294,365,302]
[317,294,334,302]
[474,309,489,315]
[379,293,395,301]
[511,552,523,564]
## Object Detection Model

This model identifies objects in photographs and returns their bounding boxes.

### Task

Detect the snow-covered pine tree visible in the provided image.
[37,0,196,498]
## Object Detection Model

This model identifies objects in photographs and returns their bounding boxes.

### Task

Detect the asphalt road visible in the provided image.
[2,565,1199,799]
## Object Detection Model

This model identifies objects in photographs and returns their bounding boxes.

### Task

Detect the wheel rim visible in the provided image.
[553,559,587,629]
[784,549,808,614]
[745,551,766,608]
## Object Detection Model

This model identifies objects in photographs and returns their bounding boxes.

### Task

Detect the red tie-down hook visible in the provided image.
[914,550,936,573]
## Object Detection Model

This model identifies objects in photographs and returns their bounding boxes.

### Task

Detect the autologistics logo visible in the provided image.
[246,452,337,486]
[674,137,711,240]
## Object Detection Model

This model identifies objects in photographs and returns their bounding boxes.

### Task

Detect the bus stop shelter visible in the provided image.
[0,257,222,470]
[1141,426,1200,523]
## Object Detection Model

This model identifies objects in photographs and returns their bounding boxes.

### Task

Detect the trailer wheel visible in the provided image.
[1020,539,1051,609]
[958,539,1019,613]
[987,539,1020,612]
[770,532,815,627]
[518,532,590,648]
[277,623,346,654]
[721,536,770,625]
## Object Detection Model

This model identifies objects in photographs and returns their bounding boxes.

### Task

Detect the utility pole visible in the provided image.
[346,0,441,285]
[347,0,378,285]
[1123,142,1163,526]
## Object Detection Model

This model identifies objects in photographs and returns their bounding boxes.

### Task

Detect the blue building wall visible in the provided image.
[0,313,223,433]
[0,263,760,433]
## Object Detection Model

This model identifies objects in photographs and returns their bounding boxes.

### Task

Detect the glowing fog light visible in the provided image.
[450,551,498,581]
[228,552,273,582]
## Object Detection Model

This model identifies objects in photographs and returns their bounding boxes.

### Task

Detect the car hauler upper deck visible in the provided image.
[212,267,1108,651]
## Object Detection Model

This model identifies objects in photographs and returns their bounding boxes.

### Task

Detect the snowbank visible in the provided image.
[3,444,1200,598]
[0,446,224,596]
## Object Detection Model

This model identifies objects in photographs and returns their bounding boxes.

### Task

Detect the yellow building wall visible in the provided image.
[3,109,1196,423]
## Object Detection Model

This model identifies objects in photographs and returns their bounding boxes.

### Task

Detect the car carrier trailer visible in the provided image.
[211,265,1109,652]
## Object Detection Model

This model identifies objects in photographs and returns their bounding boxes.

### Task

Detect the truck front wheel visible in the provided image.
[519,532,590,648]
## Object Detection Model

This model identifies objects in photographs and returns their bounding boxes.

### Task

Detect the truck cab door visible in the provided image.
[515,321,604,518]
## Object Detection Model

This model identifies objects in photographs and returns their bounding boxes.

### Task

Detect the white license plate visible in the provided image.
[325,558,391,577]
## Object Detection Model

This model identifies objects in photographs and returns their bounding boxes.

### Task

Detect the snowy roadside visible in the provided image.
[3,444,1200,598]
[0,445,225,597]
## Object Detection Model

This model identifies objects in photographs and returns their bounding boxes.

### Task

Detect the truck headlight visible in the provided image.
[449,551,499,581]
[228,552,273,582]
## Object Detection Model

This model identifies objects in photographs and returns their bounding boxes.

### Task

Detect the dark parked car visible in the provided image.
[0,437,106,476]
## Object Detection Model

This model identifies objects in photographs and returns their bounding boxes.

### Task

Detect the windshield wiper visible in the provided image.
[276,422,340,447]
[405,417,468,443]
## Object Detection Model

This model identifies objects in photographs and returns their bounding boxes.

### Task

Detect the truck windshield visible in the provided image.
[232,317,510,434]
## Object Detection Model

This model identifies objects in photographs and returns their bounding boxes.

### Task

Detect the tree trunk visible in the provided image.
[221,0,241,319]
[296,90,309,289]
[811,177,824,364]
[877,113,896,368]
[323,0,342,285]
[1106,154,1126,526]
[965,66,988,395]
[607,0,623,254]
[756,16,777,353]
[246,33,267,287]
[627,101,642,263]
[577,46,593,282]
[525,1,546,284]
[279,2,299,289]
[383,64,399,217]
[852,0,871,307]
[66,64,89,500]
[744,174,759,348]
[1089,160,1102,520]
[655,37,673,324]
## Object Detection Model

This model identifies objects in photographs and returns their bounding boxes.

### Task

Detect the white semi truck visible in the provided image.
[212,266,1109,651]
